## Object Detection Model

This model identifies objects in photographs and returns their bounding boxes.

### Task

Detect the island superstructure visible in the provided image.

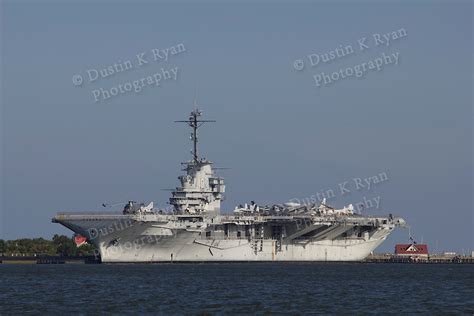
[53,109,406,262]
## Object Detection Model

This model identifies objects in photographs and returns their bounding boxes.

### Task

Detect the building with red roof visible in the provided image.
[395,244,429,259]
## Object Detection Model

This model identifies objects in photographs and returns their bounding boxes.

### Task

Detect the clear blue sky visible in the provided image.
[1,0,472,253]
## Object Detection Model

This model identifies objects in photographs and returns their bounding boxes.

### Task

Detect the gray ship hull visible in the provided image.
[53,213,396,262]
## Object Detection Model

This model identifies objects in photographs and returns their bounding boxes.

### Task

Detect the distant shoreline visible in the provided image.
[0,255,100,265]
[1,254,473,265]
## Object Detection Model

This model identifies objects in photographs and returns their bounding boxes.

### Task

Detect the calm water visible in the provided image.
[0,263,473,314]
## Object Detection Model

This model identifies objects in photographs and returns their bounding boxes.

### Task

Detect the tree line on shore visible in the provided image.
[0,235,96,257]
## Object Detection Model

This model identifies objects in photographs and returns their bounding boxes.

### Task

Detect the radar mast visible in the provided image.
[175,107,215,163]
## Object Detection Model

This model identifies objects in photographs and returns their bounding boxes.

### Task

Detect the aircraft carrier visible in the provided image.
[53,109,406,262]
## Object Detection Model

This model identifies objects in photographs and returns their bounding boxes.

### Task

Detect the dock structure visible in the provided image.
[1,253,473,264]
[0,256,100,265]
[364,253,474,264]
